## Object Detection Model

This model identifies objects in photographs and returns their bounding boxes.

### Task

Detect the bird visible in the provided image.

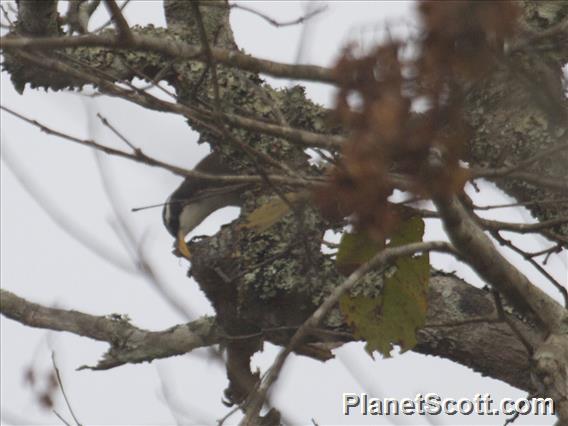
[162,152,248,259]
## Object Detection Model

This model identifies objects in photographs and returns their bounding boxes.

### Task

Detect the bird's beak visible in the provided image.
[177,230,192,259]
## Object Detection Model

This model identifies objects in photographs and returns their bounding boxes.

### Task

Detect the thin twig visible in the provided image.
[482,217,568,234]
[492,291,534,355]
[52,410,72,426]
[94,149,197,319]
[0,3,15,27]
[217,405,241,426]
[472,140,568,192]
[51,352,82,426]
[226,3,327,28]
[91,0,130,33]
[474,198,568,211]
[404,204,568,242]
[1,105,315,187]
[481,171,568,192]
[491,231,567,307]
[95,113,136,150]
[528,244,563,260]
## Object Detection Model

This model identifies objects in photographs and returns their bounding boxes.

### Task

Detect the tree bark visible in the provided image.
[1,0,567,420]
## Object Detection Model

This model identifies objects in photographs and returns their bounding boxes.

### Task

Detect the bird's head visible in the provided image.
[162,152,246,259]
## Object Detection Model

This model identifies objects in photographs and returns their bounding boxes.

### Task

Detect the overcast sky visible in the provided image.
[1,1,565,425]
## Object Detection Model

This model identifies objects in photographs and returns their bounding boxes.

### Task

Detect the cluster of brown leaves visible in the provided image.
[316,0,519,240]
[23,364,59,409]
[419,0,518,84]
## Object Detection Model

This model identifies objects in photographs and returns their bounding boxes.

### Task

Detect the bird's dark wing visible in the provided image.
[173,182,249,205]
[162,152,249,237]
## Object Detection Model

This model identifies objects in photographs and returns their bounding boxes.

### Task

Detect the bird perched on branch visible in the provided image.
[162,152,247,259]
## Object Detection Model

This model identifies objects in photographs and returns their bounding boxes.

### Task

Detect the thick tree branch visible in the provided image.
[4,1,566,422]
[0,289,222,370]
[434,195,567,331]
[0,32,336,83]
[103,0,132,42]
[223,112,344,150]
[434,195,568,423]
[464,1,568,239]
[0,274,542,392]
[15,0,59,36]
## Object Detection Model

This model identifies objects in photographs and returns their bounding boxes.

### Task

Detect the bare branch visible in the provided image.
[223,112,344,150]
[92,149,196,320]
[0,32,336,83]
[480,171,568,192]
[473,198,568,210]
[402,204,568,242]
[482,216,568,234]
[0,3,15,28]
[491,231,567,307]
[472,140,568,192]
[103,0,132,42]
[91,0,129,33]
[53,410,72,426]
[65,0,100,34]
[4,44,342,154]
[433,195,567,332]
[0,289,223,370]
[191,0,305,189]
[15,0,59,36]
[224,3,327,28]
[0,278,545,391]
[51,352,82,426]
[1,105,316,187]
[95,113,137,151]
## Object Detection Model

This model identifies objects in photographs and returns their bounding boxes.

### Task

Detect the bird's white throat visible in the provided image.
[177,195,239,240]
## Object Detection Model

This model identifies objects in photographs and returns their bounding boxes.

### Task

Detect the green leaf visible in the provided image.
[339,217,429,358]
[336,232,384,275]
[388,215,425,247]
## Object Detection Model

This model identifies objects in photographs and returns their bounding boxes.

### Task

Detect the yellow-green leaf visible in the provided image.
[240,192,302,233]
[336,231,384,275]
[388,216,425,248]
[339,216,429,358]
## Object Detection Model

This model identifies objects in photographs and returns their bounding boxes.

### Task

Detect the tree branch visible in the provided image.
[0,32,336,83]
[103,0,132,42]
[0,275,543,392]
[0,289,222,370]
[242,241,458,424]
[433,195,567,332]
[0,105,315,188]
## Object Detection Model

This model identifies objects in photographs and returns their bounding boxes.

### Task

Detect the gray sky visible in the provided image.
[1,1,564,425]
